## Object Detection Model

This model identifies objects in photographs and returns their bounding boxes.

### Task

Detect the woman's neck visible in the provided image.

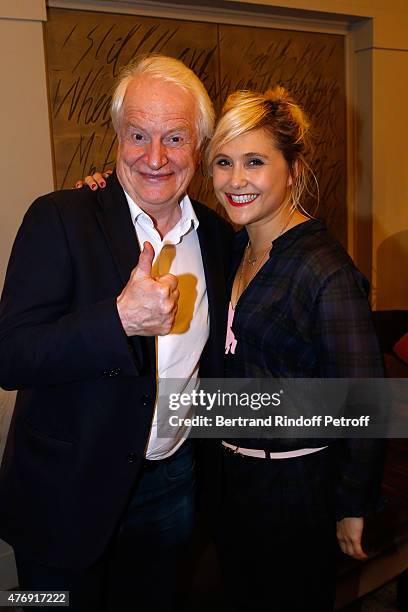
[245,208,308,253]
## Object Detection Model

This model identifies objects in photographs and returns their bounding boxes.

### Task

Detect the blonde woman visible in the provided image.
[205,88,384,611]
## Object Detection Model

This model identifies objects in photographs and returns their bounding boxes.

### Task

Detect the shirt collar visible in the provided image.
[123,191,199,238]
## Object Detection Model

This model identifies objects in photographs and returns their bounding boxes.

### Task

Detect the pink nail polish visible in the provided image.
[91,184,97,190]
[100,182,106,188]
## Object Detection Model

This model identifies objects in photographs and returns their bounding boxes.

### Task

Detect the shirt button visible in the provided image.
[126,452,139,463]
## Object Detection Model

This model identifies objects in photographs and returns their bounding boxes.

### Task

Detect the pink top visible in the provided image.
[225,302,237,355]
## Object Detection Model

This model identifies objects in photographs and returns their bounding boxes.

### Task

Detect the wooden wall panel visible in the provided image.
[45,8,218,204]
[45,8,346,243]
[219,25,346,243]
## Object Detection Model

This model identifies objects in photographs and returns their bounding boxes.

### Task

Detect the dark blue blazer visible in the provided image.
[0,172,233,569]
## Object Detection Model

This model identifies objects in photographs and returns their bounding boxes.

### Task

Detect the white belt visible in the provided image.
[222,440,328,459]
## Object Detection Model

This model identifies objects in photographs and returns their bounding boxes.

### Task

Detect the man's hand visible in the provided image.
[75,170,112,190]
[336,517,368,560]
[116,242,179,336]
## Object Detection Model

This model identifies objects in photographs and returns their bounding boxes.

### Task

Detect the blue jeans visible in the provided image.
[16,440,196,612]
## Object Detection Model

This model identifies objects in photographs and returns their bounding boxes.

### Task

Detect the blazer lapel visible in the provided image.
[194,202,229,377]
[95,171,155,373]
[95,171,140,285]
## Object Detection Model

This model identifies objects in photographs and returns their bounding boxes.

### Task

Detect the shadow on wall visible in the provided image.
[0,388,16,463]
[375,230,408,310]
[0,388,18,591]
[352,108,373,284]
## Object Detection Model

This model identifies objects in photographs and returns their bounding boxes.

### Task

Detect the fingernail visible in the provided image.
[100,182,106,187]
[91,183,97,190]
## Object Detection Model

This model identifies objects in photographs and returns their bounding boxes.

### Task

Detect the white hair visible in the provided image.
[110,54,215,149]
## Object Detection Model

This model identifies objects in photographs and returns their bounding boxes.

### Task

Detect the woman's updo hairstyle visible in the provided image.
[207,86,316,213]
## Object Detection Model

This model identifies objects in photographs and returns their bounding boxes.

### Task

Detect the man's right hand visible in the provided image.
[116,242,179,337]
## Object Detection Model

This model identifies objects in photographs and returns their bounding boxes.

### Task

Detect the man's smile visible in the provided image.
[139,171,174,181]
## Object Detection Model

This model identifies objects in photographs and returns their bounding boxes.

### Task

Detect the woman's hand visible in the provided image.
[336,517,368,560]
[75,170,112,190]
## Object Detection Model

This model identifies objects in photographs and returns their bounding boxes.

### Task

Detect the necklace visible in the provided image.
[246,243,271,267]
[231,210,295,308]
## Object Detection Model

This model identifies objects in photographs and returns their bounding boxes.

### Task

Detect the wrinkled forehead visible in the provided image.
[121,75,199,134]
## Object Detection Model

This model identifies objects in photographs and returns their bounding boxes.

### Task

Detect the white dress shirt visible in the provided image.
[124,191,209,459]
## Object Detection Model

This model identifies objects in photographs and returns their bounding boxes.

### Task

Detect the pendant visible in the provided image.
[247,256,259,266]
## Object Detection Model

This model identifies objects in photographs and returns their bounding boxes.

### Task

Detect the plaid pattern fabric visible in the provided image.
[226,219,383,378]
[225,219,386,518]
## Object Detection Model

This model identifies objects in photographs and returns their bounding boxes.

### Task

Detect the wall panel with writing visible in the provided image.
[219,25,346,243]
[45,8,218,205]
[45,8,346,244]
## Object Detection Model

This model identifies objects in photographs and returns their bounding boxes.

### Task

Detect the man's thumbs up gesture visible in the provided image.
[116,242,179,336]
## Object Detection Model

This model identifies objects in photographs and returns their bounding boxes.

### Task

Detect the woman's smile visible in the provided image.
[225,193,259,206]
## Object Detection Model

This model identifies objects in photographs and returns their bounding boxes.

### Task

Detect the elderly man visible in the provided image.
[0,55,233,611]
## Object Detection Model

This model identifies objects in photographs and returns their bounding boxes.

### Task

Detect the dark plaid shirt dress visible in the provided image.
[225,219,386,519]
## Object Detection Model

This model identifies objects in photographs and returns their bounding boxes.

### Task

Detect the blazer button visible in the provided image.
[126,452,139,463]
[141,394,152,408]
